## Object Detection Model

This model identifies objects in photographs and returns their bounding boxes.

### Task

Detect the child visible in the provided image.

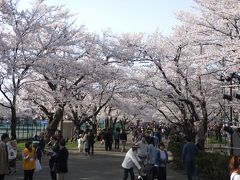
[77,134,84,152]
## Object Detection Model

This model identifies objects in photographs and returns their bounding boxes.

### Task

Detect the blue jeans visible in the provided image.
[185,161,196,180]
[123,168,135,180]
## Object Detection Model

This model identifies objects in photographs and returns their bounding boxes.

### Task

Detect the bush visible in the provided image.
[196,151,229,180]
[167,133,185,169]
[167,133,230,180]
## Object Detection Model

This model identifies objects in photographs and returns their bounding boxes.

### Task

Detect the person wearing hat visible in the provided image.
[122,144,142,180]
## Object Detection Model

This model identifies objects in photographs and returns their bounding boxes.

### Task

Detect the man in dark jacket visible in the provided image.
[120,130,127,152]
[104,129,113,151]
[87,130,95,155]
[55,139,68,180]
[48,135,60,180]
[182,137,198,180]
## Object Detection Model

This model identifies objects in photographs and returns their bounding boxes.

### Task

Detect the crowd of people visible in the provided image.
[0,125,195,180]
[1,124,240,180]
[0,130,69,180]
[121,127,168,180]
[77,127,128,154]
[120,125,201,180]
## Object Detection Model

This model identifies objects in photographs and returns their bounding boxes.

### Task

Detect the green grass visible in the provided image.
[17,141,78,151]
[206,138,227,145]
[17,142,26,150]
[66,141,78,150]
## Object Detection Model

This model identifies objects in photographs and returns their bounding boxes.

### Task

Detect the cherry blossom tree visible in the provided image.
[0,0,86,138]
[97,27,222,142]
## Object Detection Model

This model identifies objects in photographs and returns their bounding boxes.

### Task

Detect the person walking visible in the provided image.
[156,142,168,180]
[122,144,142,180]
[120,130,127,152]
[147,137,158,179]
[114,128,120,150]
[48,135,60,180]
[87,130,95,155]
[104,129,113,151]
[182,137,198,180]
[55,139,69,180]
[229,155,240,180]
[39,132,46,154]
[22,141,36,180]
[0,133,9,180]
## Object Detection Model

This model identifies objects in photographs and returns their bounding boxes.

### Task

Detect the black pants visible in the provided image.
[158,166,166,180]
[123,168,135,180]
[105,142,112,151]
[0,174,5,180]
[51,170,57,180]
[24,169,34,180]
[88,143,94,155]
[115,139,120,149]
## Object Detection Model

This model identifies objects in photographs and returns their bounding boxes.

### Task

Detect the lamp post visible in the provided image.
[222,73,233,154]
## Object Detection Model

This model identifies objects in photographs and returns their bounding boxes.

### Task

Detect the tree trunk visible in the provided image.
[46,107,64,141]
[111,117,117,131]
[10,107,17,139]
[202,103,208,145]
[183,119,196,142]
[105,117,109,129]
[92,115,97,134]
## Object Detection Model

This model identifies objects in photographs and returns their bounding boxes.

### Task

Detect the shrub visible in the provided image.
[167,132,185,169]
[196,151,229,180]
[167,133,230,180]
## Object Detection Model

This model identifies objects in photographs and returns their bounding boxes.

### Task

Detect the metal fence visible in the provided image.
[0,120,48,139]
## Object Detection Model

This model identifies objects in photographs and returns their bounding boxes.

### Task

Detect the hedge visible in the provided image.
[167,134,230,180]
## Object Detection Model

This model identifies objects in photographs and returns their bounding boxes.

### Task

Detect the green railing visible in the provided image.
[0,120,48,139]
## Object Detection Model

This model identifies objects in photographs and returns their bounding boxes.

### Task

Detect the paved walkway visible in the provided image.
[5,149,186,180]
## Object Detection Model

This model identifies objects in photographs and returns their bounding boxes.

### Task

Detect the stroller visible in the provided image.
[138,164,159,180]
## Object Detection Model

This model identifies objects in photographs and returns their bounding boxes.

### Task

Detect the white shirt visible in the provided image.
[231,172,240,180]
[122,148,141,170]
[7,143,17,160]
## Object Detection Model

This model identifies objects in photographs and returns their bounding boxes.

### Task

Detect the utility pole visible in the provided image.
[222,73,234,155]
[230,77,233,155]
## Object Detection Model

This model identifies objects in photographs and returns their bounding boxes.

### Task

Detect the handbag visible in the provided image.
[35,159,42,172]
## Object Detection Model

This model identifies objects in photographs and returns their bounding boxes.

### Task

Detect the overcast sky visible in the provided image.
[19,0,196,35]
